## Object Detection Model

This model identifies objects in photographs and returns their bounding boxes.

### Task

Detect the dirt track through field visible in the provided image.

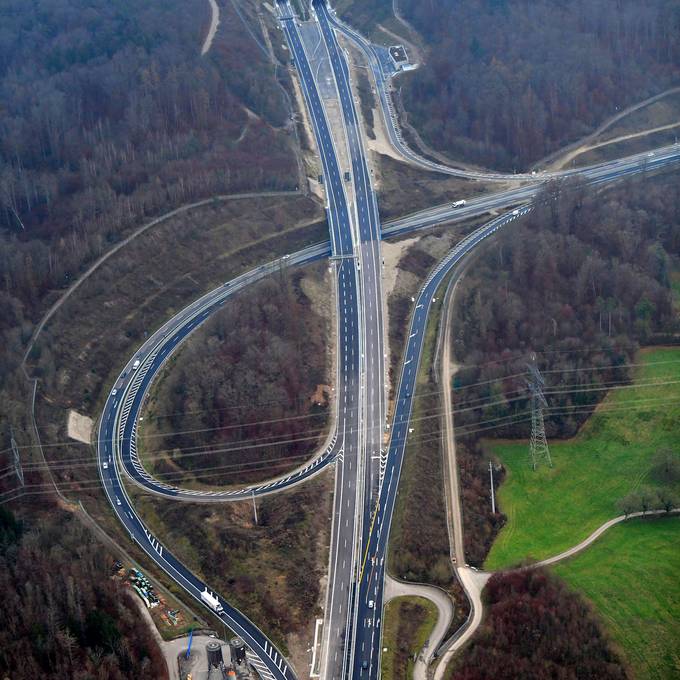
[548,121,680,170]
[538,86,680,171]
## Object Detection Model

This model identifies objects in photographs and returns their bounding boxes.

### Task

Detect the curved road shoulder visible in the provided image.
[383,575,454,680]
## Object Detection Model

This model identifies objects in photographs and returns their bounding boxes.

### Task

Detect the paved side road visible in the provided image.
[384,575,454,680]
[433,511,680,679]
[433,567,490,680]
[201,0,220,55]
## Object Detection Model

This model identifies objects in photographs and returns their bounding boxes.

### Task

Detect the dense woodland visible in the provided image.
[0,0,296,395]
[451,173,680,564]
[449,569,629,680]
[396,0,680,169]
[0,0,300,479]
[146,267,329,485]
[0,507,166,680]
[0,1,309,674]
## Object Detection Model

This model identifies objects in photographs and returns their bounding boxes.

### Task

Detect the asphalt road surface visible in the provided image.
[95,3,680,677]
[349,207,532,678]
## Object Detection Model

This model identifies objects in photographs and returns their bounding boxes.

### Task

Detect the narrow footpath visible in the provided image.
[432,271,491,680]
[201,0,220,55]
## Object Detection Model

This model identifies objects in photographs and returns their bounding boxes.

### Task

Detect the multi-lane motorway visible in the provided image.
[280,5,373,678]
[312,2,390,675]
[95,2,680,679]
[350,207,532,677]
[384,142,680,238]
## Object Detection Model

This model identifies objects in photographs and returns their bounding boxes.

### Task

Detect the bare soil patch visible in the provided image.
[67,410,93,444]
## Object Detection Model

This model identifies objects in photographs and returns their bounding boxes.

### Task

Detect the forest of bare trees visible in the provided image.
[0,0,300,485]
[0,0,295,335]
[0,506,167,680]
[397,0,680,169]
[145,267,330,486]
[0,2,306,673]
[449,569,629,680]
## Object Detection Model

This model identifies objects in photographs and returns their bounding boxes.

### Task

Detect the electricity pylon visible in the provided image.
[11,427,24,486]
[527,354,552,470]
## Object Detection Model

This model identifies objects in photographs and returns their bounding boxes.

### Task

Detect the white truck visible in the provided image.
[201,588,224,614]
[452,200,466,208]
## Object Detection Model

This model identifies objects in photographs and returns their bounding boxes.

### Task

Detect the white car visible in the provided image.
[132,359,141,370]
[111,388,117,396]
[103,462,108,470]
[368,600,374,609]
[116,497,122,506]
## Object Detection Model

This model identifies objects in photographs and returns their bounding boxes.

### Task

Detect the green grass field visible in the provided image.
[485,347,680,570]
[381,596,438,680]
[553,517,680,680]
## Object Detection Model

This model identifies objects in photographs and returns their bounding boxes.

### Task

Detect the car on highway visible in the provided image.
[368,599,374,609]
[111,388,117,396]
[116,497,122,506]
[103,462,108,469]
[132,359,140,370]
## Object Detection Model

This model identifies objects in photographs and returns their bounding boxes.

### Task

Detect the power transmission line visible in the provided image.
[3,371,680,479]
[527,354,552,470]
[4,391,679,504]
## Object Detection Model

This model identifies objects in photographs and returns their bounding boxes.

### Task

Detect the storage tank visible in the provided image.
[206,641,223,668]
[229,637,246,665]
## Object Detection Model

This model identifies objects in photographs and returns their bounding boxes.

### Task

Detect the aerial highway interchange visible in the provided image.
[96,2,680,679]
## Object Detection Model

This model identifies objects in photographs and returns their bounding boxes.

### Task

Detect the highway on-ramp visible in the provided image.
[279,5,370,679]
[93,3,680,678]
[350,207,532,677]
[384,142,680,239]
[98,374,298,680]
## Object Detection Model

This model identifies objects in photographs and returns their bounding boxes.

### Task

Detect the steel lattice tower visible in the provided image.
[527,354,552,470]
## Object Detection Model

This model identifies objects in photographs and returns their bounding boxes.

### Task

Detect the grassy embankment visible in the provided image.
[553,517,680,680]
[380,596,438,680]
[572,91,680,167]
[386,233,472,589]
[485,346,680,570]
